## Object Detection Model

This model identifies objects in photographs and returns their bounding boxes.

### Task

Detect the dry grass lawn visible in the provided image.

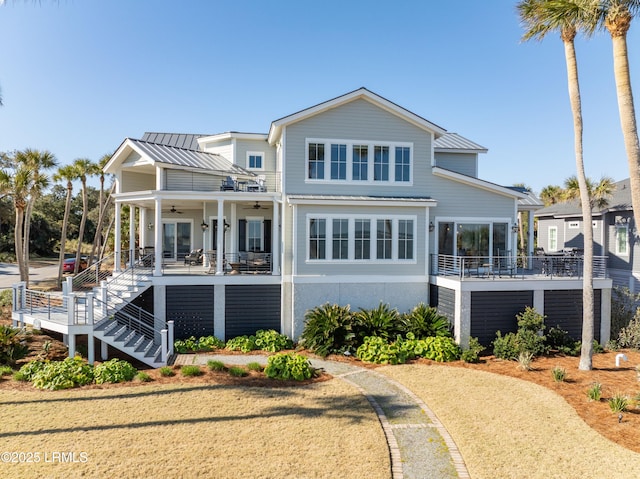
[380,363,640,479]
[0,380,389,479]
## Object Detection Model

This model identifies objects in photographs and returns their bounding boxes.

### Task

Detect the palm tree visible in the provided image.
[595,0,640,234]
[0,166,33,284]
[540,184,564,206]
[53,164,78,288]
[88,153,113,266]
[15,149,57,273]
[71,158,96,274]
[563,175,615,208]
[518,0,597,370]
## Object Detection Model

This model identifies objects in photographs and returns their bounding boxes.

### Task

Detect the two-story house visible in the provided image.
[12,88,613,366]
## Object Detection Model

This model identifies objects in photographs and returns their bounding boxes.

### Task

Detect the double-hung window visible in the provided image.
[309,219,326,259]
[330,144,347,180]
[247,219,263,252]
[354,219,371,259]
[376,219,393,259]
[398,219,414,259]
[352,145,368,181]
[332,219,349,259]
[374,146,389,181]
[395,147,411,182]
[616,225,629,255]
[308,143,325,180]
[548,226,558,252]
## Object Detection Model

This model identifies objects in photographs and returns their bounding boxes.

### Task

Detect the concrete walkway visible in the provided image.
[177,353,470,479]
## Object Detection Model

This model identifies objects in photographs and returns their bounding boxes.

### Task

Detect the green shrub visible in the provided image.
[299,303,357,357]
[551,366,567,382]
[493,307,547,360]
[400,303,451,338]
[355,303,401,341]
[225,335,257,353]
[419,336,461,362]
[492,331,520,360]
[94,359,137,384]
[159,366,175,377]
[246,362,263,372]
[264,353,314,381]
[609,393,628,413]
[180,365,203,377]
[31,357,94,390]
[587,382,602,402]
[135,372,152,382]
[461,337,485,363]
[546,326,580,356]
[611,287,640,339]
[356,336,412,365]
[618,309,640,349]
[254,329,293,352]
[0,365,14,376]
[0,289,12,308]
[207,360,226,372]
[0,325,29,366]
[228,366,248,377]
[174,335,225,353]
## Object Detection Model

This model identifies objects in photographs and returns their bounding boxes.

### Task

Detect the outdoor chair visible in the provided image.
[184,248,203,265]
[220,176,237,191]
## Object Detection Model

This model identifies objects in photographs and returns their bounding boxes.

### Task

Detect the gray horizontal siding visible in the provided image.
[225,284,281,340]
[122,171,155,193]
[430,285,455,325]
[165,169,219,191]
[434,152,477,177]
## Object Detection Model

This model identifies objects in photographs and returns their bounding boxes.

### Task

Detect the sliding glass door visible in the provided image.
[163,221,191,261]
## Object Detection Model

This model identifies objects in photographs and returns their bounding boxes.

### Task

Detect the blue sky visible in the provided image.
[0,0,637,194]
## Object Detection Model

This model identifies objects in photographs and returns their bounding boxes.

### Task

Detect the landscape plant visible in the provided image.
[0,325,28,366]
[246,362,263,372]
[225,335,257,353]
[587,382,602,402]
[264,352,314,381]
[228,366,248,377]
[135,372,152,382]
[94,359,137,384]
[618,310,640,349]
[400,303,451,338]
[158,366,175,377]
[609,393,628,413]
[551,366,567,383]
[493,307,547,360]
[29,357,94,390]
[355,303,402,342]
[356,336,412,365]
[174,335,224,353]
[180,365,203,377]
[461,337,485,363]
[517,351,535,371]
[206,360,226,372]
[254,329,292,352]
[299,303,357,357]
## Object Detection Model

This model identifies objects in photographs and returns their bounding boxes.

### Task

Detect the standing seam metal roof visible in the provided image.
[129,139,255,176]
[434,133,487,151]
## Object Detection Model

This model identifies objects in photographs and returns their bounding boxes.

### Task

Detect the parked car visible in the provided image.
[62,257,87,274]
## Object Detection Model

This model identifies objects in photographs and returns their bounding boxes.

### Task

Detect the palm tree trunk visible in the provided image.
[74,181,88,274]
[564,37,594,370]
[14,206,27,287]
[56,181,73,288]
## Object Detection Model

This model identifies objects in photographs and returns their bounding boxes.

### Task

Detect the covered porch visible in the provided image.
[113,191,281,277]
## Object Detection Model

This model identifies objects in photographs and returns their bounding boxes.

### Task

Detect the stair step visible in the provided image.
[115,329,135,343]
[125,333,144,348]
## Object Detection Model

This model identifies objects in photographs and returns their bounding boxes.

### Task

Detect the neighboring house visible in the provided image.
[12,88,612,366]
[535,178,638,292]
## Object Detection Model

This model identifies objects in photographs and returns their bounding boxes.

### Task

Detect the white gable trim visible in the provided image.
[197,132,268,147]
[432,166,527,199]
[268,88,447,145]
[104,138,154,174]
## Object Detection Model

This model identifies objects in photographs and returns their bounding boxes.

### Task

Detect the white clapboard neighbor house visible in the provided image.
[12,88,612,366]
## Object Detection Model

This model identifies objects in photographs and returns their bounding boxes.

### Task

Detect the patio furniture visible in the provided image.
[246,175,267,192]
[220,176,237,191]
[184,248,203,265]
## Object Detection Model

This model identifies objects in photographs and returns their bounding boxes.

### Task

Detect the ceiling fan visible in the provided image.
[163,205,183,214]
[243,201,270,210]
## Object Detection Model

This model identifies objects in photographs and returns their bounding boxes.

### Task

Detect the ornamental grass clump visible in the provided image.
[158,366,175,377]
[228,366,248,377]
[587,382,602,402]
[206,360,226,372]
[609,393,628,413]
[181,365,203,377]
[551,366,567,383]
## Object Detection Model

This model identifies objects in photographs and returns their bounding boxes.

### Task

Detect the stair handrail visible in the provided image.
[71,253,116,291]
[93,293,157,341]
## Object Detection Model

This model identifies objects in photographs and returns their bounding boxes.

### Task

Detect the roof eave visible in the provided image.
[432,166,528,199]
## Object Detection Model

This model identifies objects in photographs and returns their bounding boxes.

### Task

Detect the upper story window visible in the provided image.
[616,225,629,255]
[308,143,325,180]
[331,144,347,180]
[247,151,264,170]
[306,139,412,185]
[307,215,416,262]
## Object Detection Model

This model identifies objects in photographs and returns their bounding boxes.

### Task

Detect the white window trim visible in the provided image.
[305,138,413,186]
[305,213,417,263]
[616,224,629,256]
[246,151,265,171]
[548,226,558,252]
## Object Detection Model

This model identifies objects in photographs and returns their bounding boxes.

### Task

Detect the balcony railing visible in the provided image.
[431,254,608,280]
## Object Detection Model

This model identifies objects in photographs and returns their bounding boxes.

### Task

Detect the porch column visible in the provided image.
[202,201,209,269]
[216,199,225,275]
[129,206,136,267]
[230,203,237,258]
[140,207,148,249]
[600,287,612,345]
[272,198,280,275]
[114,202,122,272]
[527,211,535,258]
[154,198,163,276]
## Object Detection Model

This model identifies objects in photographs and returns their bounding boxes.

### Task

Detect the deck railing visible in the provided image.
[71,253,116,291]
[431,253,608,280]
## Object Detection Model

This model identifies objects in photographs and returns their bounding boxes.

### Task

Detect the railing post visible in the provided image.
[168,320,174,357]
[87,333,95,365]
[66,276,73,294]
[19,281,26,310]
[86,292,94,326]
[67,293,76,326]
[11,283,19,312]
[100,280,108,317]
[160,329,168,363]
